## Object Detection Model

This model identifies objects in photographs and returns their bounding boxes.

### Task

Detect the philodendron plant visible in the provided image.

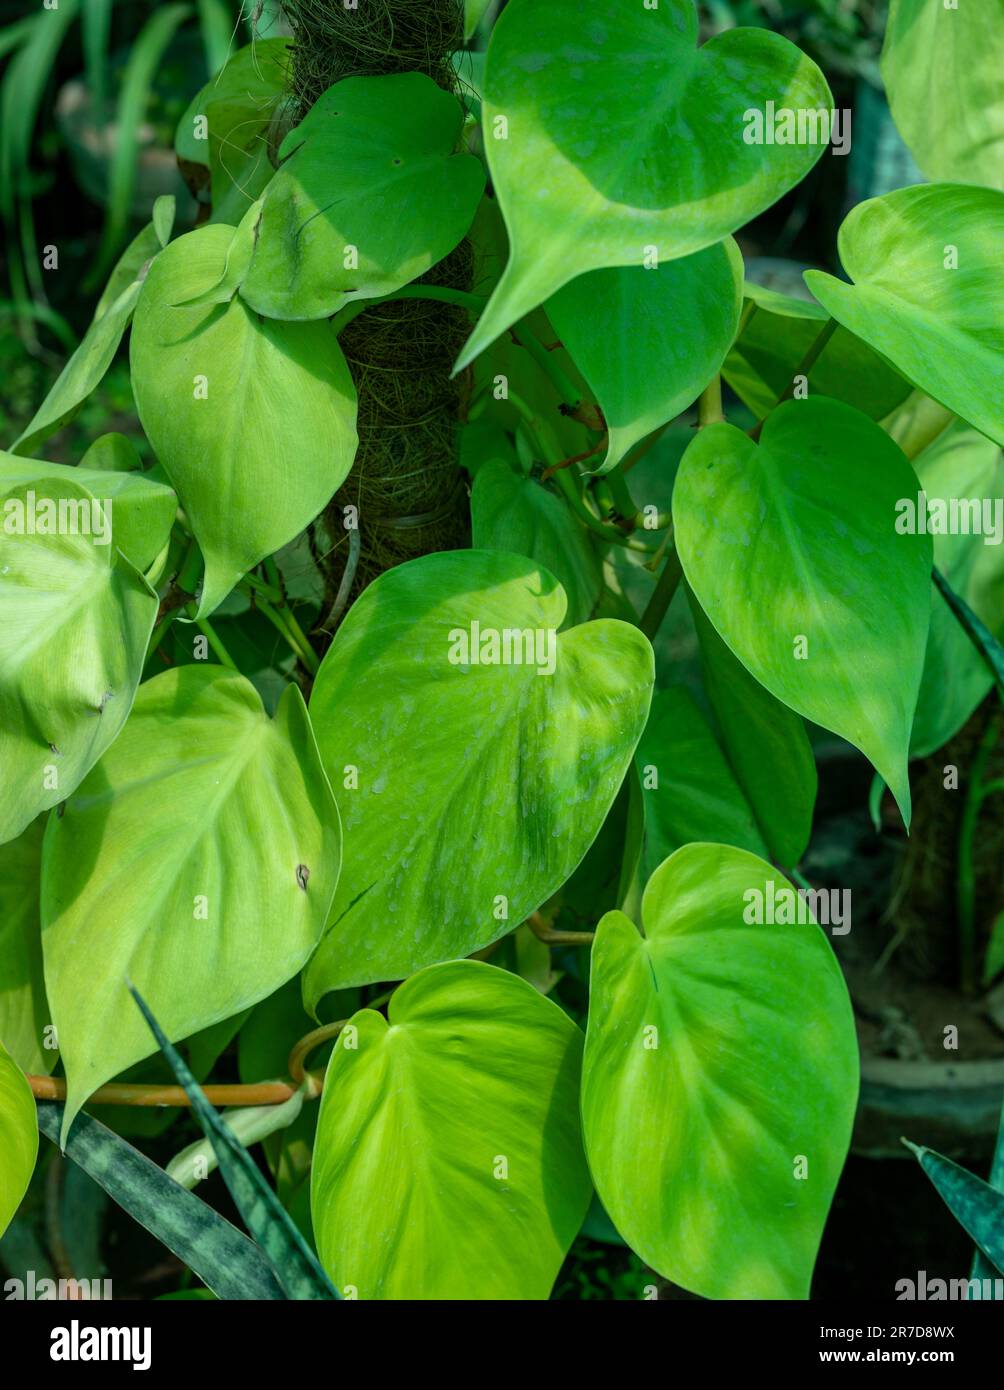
[1,0,1002,1301]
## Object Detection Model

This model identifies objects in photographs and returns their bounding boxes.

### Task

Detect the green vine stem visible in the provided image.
[957,716,1002,995]
[639,546,684,640]
[749,317,838,440]
[255,596,320,675]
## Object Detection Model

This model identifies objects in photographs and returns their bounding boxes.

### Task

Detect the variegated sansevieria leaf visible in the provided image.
[311,960,592,1298]
[582,844,858,1299]
[305,550,654,1007]
[41,666,341,1143]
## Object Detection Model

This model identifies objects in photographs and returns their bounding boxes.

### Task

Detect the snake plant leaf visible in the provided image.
[35,1103,286,1299]
[0,1043,37,1238]
[933,568,1004,701]
[723,282,911,422]
[457,0,831,368]
[673,398,932,825]
[688,590,816,866]
[582,844,859,1299]
[175,37,291,225]
[239,73,485,321]
[0,818,52,1076]
[311,959,592,1299]
[130,225,358,617]
[636,687,768,881]
[910,424,1004,758]
[882,0,1004,192]
[470,459,602,627]
[805,184,1004,449]
[546,239,743,474]
[0,450,175,571]
[305,549,654,1005]
[904,1140,1004,1276]
[130,987,338,1300]
[41,665,342,1144]
[11,279,142,458]
[0,477,157,846]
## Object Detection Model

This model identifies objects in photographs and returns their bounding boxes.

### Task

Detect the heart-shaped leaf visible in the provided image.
[636,687,768,881]
[582,843,858,1299]
[723,281,911,422]
[882,0,1004,191]
[470,459,602,627]
[239,73,485,321]
[311,959,592,1299]
[805,184,1004,449]
[0,477,157,845]
[0,817,52,1076]
[0,450,175,571]
[909,423,1004,758]
[673,398,932,823]
[175,38,291,226]
[130,225,358,616]
[41,666,341,1143]
[688,589,816,866]
[457,0,831,367]
[305,549,654,1005]
[0,1042,36,1238]
[546,240,743,474]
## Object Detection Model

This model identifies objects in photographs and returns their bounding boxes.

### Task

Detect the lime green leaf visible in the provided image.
[0,818,52,1076]
[582,844,858,1299]
[882,1,1004,191]
[175,38,291,217]
[637,687,767,880]
[470,459,602,627]
[305,550,654,1004]
[311,960,591,1299]
[0,449,176,571]
[41,666,342,1143]
[546,240,743,473]
[673,398,932,824]
[904,1140,1004,1276]
[0,478,157,845]
[458,0,831,367]
[240,73,485,321]
[0,1043,36,1238]
[688,590,816,866]
[910,424,1004,758]
[723,283,910,422]
[130,225,358,616]
[805,184,1004,449]
[35,1102,285,1299]
[131,987,338,1299]
[11,280,142,457]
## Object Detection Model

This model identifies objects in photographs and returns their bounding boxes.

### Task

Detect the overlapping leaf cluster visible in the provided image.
[2,0,1002,1301]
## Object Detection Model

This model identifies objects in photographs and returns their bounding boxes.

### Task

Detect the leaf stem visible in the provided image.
[698,374,724,428]
[639,546,684,640]
[750,317,838,440]
[256,597,320,675]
